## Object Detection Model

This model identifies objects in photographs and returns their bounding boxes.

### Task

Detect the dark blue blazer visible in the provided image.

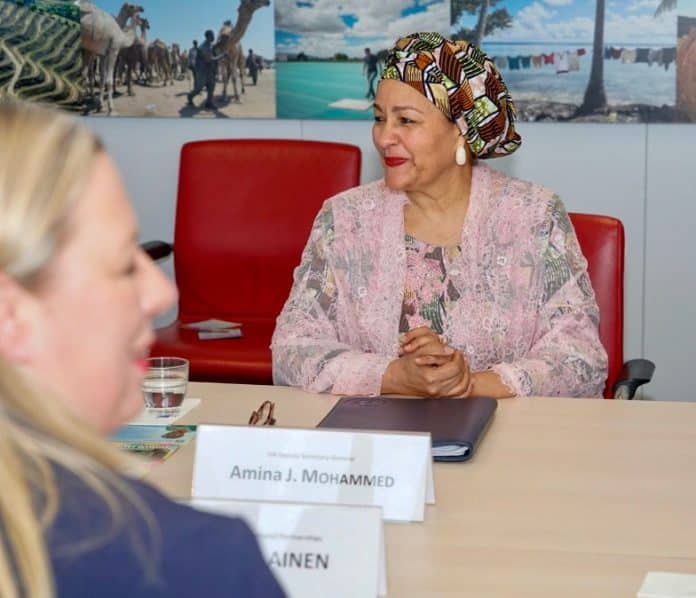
[48,468,285,597]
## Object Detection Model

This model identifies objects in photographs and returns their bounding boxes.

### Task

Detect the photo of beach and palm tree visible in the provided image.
[274,0,450,119]
[452,0,682,122]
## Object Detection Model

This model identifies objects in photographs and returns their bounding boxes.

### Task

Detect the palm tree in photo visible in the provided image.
[654,0,676,17]
[451,0,512,47]
[472,0,490,46]
[576,0,607,116]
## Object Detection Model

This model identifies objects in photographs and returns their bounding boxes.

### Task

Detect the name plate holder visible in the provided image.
[192,425,434,522]
[191,498,386,598]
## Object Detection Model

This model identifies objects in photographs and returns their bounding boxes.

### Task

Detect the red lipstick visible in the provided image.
[384,157,408,167]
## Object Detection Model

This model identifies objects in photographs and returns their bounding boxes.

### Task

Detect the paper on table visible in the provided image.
[432,445,470,459]
[638,572,696,598]
[198,328,242,340]
[182,319,241,330]
[111,424,197,466]
[131,398,201,425]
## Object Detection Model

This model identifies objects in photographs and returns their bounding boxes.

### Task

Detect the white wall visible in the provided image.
[645,126,696,402]
[87,117,696,401]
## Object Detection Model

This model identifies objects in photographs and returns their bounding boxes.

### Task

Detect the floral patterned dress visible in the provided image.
[399,234,463,337]
[272,164,608,398]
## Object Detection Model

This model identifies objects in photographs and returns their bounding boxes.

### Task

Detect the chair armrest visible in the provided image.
[612,358,656,399]
[141,240,173,262]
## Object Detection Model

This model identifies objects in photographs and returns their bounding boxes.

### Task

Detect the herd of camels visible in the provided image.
[80,0,270,115]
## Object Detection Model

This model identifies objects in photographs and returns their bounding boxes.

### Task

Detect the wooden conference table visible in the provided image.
[147,383,696,597]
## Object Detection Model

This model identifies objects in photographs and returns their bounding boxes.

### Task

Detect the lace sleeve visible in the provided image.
[271,202,391,395]
[492,196,608,397]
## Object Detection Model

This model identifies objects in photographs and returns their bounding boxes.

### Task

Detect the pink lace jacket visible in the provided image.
[272,164,608,397]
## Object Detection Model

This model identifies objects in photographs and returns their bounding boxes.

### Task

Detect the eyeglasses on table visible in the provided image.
[248,400,276,426]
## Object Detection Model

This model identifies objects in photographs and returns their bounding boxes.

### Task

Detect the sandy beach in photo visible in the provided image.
[88,67,276,118]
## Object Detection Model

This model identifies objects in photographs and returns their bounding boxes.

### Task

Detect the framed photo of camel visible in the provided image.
[0,0,275,118]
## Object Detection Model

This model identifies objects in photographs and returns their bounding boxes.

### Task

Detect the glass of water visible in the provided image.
[142,357,189,416]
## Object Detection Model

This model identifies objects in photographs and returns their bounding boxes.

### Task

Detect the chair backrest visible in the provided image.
[174,139,361,322]
[568,213,624,398]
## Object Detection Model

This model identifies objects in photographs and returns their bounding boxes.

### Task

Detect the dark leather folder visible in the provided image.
[317,396,497,462]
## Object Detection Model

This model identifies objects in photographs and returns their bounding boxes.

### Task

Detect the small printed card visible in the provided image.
[182,319,242,331]
[197,329,243,341]
[192,425,433,522]
[111,424,197,462]
[191,499,386,597]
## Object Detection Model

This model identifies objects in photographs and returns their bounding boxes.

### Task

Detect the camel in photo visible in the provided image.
[81,1,143,93]
[80,1,142,114]
[114,3,143,27]
[214,0,270,102]
[117,15,150,95]
[148,39,173,86]
[170,43,182,80]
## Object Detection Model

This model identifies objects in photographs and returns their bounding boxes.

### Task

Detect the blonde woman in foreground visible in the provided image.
[0,101,284,598]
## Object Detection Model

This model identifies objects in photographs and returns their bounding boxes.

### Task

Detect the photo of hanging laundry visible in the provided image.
[451,0,683,123]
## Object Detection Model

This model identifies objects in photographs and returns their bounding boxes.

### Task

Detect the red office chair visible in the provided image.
[569,213,654,398]
[144,139,361,383]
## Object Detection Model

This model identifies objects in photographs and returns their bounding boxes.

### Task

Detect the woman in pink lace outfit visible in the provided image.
[272,32,608,399]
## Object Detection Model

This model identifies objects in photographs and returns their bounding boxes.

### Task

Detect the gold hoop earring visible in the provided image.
[455,139,467,166]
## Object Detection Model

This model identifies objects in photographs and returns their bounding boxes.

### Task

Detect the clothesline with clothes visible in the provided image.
[493,49,587,74]
[604,46,676,70]
[492,45,677,74]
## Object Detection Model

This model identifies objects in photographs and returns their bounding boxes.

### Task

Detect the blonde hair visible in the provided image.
[0,101,155,598]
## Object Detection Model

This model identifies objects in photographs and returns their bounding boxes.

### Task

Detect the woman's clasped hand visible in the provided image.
[384,327,473,398]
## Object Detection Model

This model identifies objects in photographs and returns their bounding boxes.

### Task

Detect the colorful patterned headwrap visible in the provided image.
[381,32,521,159]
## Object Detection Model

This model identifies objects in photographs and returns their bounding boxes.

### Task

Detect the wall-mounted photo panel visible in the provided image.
[274,0,451,120]
[0,0,276,118]
[3,0,694,123]
[82,0,275,118]
[678,1,696,121]
[452,0,680,123]
[0,0,82,111]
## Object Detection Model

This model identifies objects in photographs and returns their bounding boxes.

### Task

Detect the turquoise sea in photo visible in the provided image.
[277,62,376,120]
[277,42,676,120]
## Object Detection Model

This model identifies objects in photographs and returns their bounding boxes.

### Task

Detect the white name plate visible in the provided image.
[190,499,386,598]
[192,425,434,522]
[638,572,696,598]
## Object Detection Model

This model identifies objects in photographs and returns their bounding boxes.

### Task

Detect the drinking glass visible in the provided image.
[141,357,189,415]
